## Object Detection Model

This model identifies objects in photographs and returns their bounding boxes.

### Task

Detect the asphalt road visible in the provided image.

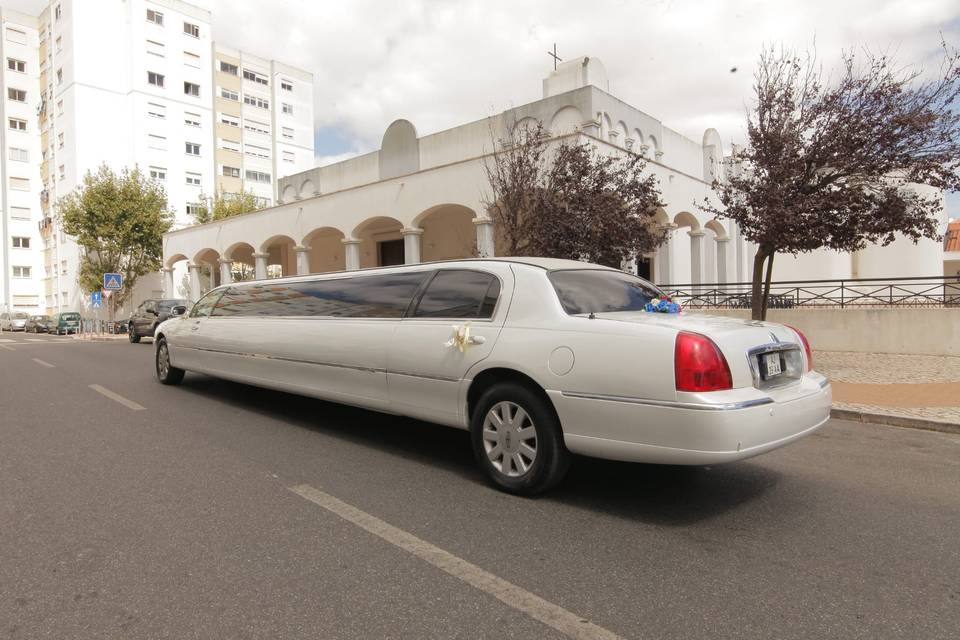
[1,333,958,639]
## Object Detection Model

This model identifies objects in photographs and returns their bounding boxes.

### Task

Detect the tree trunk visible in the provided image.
[750,248,769,321]
[760,250,775,321]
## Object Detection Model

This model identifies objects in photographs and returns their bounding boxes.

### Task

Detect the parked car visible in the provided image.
[153,258,832,495]
[0,311,30,331]
[24,315,52,333]
[50,311,81,335]
[129,298,190,343]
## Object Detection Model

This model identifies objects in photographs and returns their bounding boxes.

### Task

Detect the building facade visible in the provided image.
[0,0,314,316]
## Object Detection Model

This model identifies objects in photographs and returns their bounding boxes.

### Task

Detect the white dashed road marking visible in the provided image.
[32,358,55,368]
[0,339,15,343]
[0,345,14,351]
[89,384,146,411]
[290,484,622,640]
[26,338,46,342]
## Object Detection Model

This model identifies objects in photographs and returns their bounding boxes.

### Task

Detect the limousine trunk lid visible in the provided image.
[589,311,804,389]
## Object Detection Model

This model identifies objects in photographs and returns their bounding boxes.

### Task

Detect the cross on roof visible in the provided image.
[547,43,562,71]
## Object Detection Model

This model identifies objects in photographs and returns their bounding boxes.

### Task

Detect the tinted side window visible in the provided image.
[212,272,426,318]
[189,289,223,318]
[549,269,661,315]
[413,270,500,319]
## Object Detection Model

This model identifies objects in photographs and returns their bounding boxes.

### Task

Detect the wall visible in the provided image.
[691,308,960,356]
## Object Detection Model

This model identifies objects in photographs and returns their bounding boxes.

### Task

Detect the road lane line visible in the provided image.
[0,338,15,343]
[0,345,14,351]
[26,338,46,342]
[89,384,146,411]
[32,358,55,368]
[289,484,622,640]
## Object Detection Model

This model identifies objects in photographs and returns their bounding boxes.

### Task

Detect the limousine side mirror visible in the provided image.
[170,305,188,317]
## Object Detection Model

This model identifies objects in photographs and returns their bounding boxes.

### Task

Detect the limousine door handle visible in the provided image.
[468,335,486,345]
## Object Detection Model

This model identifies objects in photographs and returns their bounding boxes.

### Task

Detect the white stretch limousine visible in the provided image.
[155,258,832,494]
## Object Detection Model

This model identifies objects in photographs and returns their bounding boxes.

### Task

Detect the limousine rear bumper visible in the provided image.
[548,375,832,465]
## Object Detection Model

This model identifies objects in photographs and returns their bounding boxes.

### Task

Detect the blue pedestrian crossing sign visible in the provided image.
[103,273,123,290]
[91,291,102,308]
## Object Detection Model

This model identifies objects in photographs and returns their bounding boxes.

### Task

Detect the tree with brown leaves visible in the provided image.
[703,43,960,320]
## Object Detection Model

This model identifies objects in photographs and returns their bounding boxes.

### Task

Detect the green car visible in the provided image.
[50,311,81,335]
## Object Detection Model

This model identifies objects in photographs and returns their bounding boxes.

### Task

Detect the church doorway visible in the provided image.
[637,257,651,280]
[378,239,405,266]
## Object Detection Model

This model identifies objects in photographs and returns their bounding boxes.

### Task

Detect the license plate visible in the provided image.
[764,352,782,377]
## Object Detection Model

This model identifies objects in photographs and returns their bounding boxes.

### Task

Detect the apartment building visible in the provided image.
[0,0,314,316]
[0,9,43,316]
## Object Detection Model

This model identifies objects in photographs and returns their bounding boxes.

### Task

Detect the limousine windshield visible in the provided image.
[549,269,664,315]
[190,268,501,319]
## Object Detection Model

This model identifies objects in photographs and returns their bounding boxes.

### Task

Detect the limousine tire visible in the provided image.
[471,383,571,495]
[155,337,184,385]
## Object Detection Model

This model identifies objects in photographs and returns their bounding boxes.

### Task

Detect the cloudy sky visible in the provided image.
[7,0,960,210]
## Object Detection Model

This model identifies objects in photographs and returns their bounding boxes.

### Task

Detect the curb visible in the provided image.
[831,408,960,435]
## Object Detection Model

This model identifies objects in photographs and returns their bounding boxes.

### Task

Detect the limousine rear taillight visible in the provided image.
[786,325,813,371]
[674,331,733,392]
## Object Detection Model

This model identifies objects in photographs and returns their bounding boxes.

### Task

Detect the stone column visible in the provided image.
[580,119,601,137]
[689,230,706,293]
[401,228,423,264]
[219,258,233,285]
[162,268,174,297]
[342,238,361,271]
[656,223,677,286]
[253,252,269,280]
[294,245,311,275]
[473,217,495,258]
[188,264,202,301]
[716,238,729,285]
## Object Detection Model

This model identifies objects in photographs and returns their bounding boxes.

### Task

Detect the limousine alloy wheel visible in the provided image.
[471,383,570,495]
[155,337,185,385]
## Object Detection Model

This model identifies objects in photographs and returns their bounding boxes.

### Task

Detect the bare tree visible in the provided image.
[703,43,960,320]
[483,119,665,265]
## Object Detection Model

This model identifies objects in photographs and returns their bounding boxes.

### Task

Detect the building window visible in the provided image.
[243,120,269,136]
[8,118,27,131]
[220,113,239,127]
[185,203,202,217]
[281,80,293,91]
[281,126,294,140]
[222,165,240,178]
[185,142,201,156]
[244,144,270,159]
[9,147,29,162]
[55,4,62,20]
[183,21,199,38]
[58,164,65,180]
[242,69,269,86]
[146,39,164,57]
[57,100,63,115]
[219,61,238,75]
[7,88,26,102]
[13,266,32,278]
[56,36,62,52]
[147,102,166,119]
[148,134,166,150]
[10,177,29,190]
[281,103,293,115]
[243,94,269,109]
[220,88,238,101]
[183,51,200,68]
[283,150,294,163]
[184,81,200,97]
[245,170,271,183]
[57,132,64,148]
[10,206,30,219]
[184,112,201,127]
[219,139,240,152]
[146,9,164,25]
[56,68,63,84]
[7,58,26,73]
[5,28,27,45]
[148,71,164,87]
[186,172,201,186]
[12,236,30,248]
[149,166,166,181]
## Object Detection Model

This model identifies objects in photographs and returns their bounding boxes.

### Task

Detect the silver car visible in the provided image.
[0,311,29,331]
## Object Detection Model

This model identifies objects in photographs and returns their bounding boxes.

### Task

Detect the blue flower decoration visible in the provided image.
[644,298,682,313]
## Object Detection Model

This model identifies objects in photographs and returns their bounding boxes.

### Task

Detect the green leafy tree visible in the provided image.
[189,188,262,224]
[58,164,172,309]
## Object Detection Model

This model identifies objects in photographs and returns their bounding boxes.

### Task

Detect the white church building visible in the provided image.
[161,56,945,301]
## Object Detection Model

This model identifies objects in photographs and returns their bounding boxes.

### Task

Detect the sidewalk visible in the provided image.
[815,351,960,432]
